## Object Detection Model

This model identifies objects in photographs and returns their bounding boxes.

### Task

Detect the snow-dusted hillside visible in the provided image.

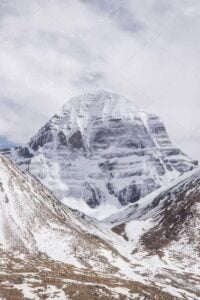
[105,168,200,299]
[0,154,178,299]
[3,90,197,219]
[0,152,199,299]
[0,154,128,271]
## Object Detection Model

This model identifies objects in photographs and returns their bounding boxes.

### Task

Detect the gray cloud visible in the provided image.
[81,0,143,32]
[0,0,199,160]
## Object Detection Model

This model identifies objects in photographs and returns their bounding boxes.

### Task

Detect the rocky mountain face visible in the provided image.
[3,90,197,219]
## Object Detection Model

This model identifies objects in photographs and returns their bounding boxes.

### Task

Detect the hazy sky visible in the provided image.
[0,0,200,159]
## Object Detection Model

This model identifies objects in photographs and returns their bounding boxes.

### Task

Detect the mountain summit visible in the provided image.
[3,91,197,219]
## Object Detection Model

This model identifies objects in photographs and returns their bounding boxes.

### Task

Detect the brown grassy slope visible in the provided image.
[0,250,176,300]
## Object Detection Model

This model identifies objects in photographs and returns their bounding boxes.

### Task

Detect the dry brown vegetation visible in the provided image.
[141,178,200,251]
[0,250,176,300]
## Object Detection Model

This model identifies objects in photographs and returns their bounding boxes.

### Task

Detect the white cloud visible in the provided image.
[0,0,199,159]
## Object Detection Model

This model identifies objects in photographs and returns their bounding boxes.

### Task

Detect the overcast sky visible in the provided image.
[0,0,200,159]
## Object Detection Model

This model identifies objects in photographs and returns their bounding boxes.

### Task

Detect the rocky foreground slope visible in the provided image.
[0,154,200,299]
[2,90,197,219]
[0,153,200,299]
[0,154,176,299]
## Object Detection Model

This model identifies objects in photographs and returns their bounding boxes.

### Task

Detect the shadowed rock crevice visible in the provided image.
[68,130,84,150]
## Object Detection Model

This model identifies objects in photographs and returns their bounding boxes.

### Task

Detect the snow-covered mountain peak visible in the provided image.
[55,90,141,135]
[62,90,140,117]
[2,91,197,219]
[0,92,199,299]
